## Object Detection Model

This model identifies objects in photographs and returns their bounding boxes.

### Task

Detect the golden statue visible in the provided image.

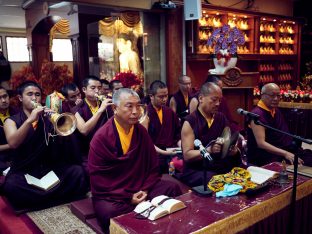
[116,37,142,75]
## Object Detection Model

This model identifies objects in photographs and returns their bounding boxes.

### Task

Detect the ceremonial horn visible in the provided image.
[31,101,77,136]
[94,93,106,102]
[138,104,147,123]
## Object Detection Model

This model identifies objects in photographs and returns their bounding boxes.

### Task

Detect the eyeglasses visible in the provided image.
[263,93,282,99]
[179,82,192,86]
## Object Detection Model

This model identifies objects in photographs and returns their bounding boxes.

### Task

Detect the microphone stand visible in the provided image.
[253,118,312,234]
[192,151,214,197]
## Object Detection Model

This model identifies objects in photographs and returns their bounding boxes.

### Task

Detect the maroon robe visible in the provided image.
[190,92,240,132]
[76,100,114,173]
[1,111,88,213]
[61,100,81,114]
[171,90,190,120]
[147,104,180,149]
[180,110,241,187]
[88,118,181,232]
[147,104,181,173]
[247,106,312,166]
[0,106,18,171]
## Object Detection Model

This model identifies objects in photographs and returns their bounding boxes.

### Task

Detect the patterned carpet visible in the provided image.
[27,204,96,234]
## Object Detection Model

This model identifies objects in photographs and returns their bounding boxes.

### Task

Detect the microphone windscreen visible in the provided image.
[194,139,201,147]
[237,108,243,114]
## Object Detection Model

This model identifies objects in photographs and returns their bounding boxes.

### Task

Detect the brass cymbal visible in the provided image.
[220,127,231,159]
[220,127,239,159]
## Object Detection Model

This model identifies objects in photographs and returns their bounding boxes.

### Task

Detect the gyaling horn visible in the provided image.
[31,100,77,136]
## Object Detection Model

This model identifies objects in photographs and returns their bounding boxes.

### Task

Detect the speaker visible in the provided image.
[184,0,202,21]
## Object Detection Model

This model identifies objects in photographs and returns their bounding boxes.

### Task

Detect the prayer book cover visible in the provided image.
[166,147,182,154]
[287,165,312,178]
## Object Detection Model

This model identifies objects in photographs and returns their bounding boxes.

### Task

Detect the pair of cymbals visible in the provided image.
[220,127,239,159]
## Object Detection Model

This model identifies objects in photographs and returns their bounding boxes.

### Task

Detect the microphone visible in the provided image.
[237,108,260,120]
[194,139,213,161]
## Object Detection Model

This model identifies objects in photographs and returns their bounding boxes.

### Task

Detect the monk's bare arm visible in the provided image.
[181,121,202,162]
[75,100,111,136]
[4,118,32,149]
[250,120,301,164]
[154,145,177,156]
[4,106,45,149]
[0,144,10,151]
[189,97,198,114]
[169,97,177,113]
[75,112,101,136]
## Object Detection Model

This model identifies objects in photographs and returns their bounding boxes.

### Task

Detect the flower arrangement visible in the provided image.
[10,65,38,90]
[39,61,73,97]
[9,62,73,106]
[207,24,245,65]
[112,71,142,88]
[280,89,312,103]
[253,87,312,103]
[253,87,261,99]
[9,65,39,108]
[302,61,312,89]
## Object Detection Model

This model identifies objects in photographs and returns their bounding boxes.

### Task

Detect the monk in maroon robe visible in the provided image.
[169,75,192,121]
[141,80,181,173]
[181,82,241,187]
[2,81,88,213]
[248,83,312,166]
[189,75,240,132]
[75,76,113,174]
[60,82,83,114]
[88,88,182,233]
[0,87,18,171]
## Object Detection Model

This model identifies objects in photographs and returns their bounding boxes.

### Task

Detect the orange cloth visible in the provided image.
[0,110,9,124]
[32,121,38,130]
[114,118,134,154]
[257,100,276,117]
[183,94,189,106]
[156,107,163,124]
[85,98,99,115]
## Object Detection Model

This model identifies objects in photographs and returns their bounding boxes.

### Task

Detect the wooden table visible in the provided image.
[110,163,312,234]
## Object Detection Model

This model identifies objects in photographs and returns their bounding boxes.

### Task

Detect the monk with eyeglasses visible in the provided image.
[247,83,312,166]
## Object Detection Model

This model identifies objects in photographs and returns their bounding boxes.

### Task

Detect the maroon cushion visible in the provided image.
[86,218,104,234]
[70,197,95,222]
[161,174,190,194]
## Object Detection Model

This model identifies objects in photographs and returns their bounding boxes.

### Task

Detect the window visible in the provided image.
[51,39,73,61]
[6,37,30,62]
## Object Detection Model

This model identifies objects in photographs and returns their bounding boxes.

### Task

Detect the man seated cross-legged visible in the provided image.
[180,82,242,187]
[88,88,182,233]
[247,82,312,166]
[2,81,88,213]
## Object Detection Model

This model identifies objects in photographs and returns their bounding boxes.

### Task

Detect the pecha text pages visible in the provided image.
[247,166,278,184]
[24,171,60,191]
[134,195,186,221]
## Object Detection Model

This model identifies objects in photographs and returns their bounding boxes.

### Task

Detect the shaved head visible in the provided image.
[261,83,280,95]
[261,83,281,109]
[199,82,221,97]
[178,75,191,83]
